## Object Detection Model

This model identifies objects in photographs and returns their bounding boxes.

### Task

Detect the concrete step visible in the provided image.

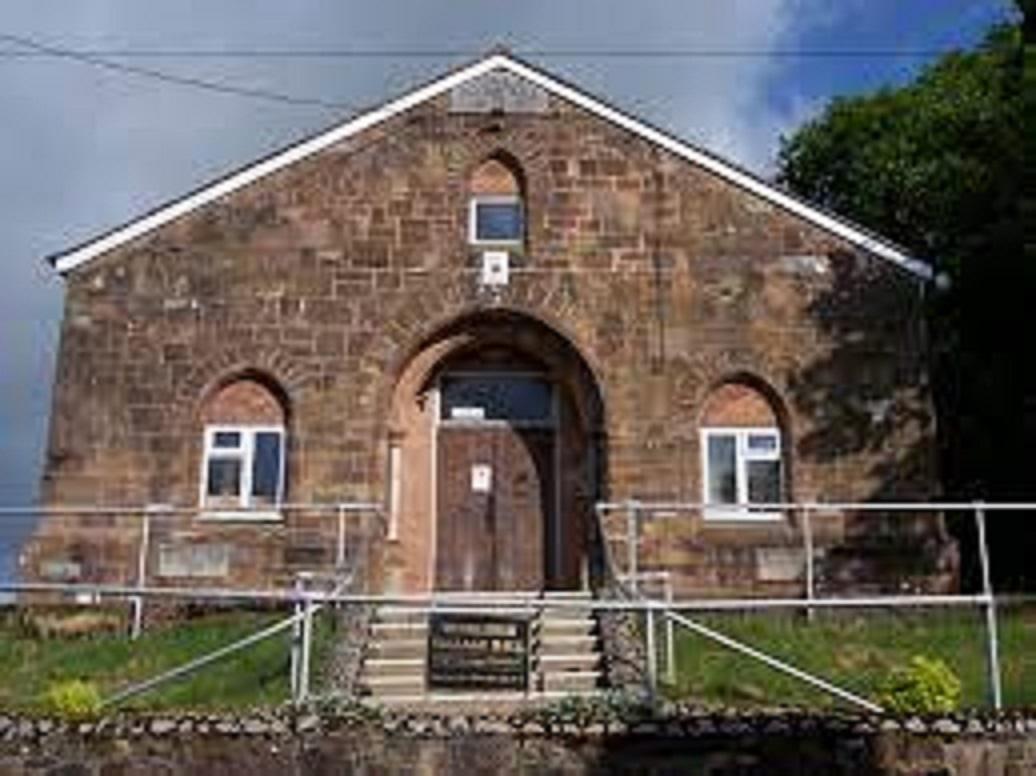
[540,670,601,693]
[366,689,604,708]
[535,653,600,672]
[367,638,427,659]
[372,609,430,624]
[537,618,596,637]
[363,657,425,676]
[539,591,593,600]
[535,634,598,655]
[371,620,429,637]
[538,608,596,621]
[359,674,427,697]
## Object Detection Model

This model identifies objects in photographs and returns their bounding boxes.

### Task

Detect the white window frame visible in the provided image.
[199,424,286,520]
[468,194,524,246]
[700,427,783,522]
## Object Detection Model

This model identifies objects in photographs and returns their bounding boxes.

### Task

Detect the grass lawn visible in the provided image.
[0,607,335,712]
[663,605,1036,709]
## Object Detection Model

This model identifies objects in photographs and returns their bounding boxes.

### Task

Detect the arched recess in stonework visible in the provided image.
[382,309,606,593]
[467,151,528,247]
[195,372,291,511]
[469,151,526,197]
[697,374,793,514]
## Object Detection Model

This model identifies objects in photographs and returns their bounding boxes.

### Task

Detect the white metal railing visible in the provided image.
[1,580,1033,710]
[0,501,383,638]
[594,500,1036,711]
[1,499,1032,711]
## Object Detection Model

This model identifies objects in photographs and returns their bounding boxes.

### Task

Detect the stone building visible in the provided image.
[26,53,957,598]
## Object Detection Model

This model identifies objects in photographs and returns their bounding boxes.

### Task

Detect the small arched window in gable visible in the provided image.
[468,156,525,246]
[700,382,784,521]
[200,377,287,514]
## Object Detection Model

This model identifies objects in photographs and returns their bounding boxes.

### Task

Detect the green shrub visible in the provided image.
[878,656,962,714]
[44,679,102,719]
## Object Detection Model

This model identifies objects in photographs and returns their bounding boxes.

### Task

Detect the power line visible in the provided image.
[0,46,962,60]
[0,33,358,110]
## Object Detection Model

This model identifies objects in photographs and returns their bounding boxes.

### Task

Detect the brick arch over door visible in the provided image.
[379,308,607,592]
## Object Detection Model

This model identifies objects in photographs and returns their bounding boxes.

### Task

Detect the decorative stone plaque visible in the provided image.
[449,70,550,114]
[158,543,230,578]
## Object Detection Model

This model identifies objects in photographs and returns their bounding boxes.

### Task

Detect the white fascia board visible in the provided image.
[50,53,931,281]
[495,57,932,281]
[50,56,507,274]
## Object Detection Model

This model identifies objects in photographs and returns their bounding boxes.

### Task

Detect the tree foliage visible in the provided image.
[778,22,1021,276]
[777,16,1030,585]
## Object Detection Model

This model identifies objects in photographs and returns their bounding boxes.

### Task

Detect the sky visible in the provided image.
[0,0,1015,562]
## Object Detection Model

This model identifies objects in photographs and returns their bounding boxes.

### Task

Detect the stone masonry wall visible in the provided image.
[1,708,1034,775]
[34,72,946,593]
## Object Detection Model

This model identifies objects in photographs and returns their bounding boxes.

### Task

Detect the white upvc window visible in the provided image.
[701,427,783,521]
[200,425,285,516]
[468,195,524,245]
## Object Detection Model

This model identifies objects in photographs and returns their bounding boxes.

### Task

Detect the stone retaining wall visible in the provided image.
[1,705,1033,775]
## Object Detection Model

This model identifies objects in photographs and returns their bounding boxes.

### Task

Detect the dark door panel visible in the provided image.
[435,426,554,591]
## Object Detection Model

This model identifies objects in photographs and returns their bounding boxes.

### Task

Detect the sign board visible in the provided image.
[450,406,485,421]
[426,613,530,691]
[471,463,492,493]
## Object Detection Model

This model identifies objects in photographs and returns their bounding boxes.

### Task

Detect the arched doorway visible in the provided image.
[386,311,605,593]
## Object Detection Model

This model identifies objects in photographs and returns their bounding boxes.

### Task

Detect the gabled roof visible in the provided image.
[48,52,932,280]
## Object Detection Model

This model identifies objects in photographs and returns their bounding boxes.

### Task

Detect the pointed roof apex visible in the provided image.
[47,52,931,280]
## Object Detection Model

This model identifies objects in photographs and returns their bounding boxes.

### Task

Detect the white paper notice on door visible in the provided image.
[471,464,492,493]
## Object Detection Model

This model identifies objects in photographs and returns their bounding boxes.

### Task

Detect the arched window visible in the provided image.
[468,156,525,246]
[700,382,784,520]
[199,378,286,513]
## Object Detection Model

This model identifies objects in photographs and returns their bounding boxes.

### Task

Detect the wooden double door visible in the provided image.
[435,424,556,591]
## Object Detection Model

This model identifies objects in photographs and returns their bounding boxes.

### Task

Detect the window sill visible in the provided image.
[702,508,784,523]
[469,239,523,249]
[196,510,284,523]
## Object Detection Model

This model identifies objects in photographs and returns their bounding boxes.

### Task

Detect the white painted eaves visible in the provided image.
[47,53,932,280]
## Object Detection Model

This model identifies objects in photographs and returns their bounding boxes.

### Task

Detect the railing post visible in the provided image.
[974,502,1003,710]
[627,500,639,595]
[664,576,675,685]
[299,588,315,703]
[525,595,534,697]
[645,601,657,700]
[802,505,816,621]
[131,506,156,640]
[290,574,305,703]
[335,504,347,570]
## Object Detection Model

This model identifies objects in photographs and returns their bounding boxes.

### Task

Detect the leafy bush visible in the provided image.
[44,679,102,719]
[517,690,654,729]
[878,656,962,714]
